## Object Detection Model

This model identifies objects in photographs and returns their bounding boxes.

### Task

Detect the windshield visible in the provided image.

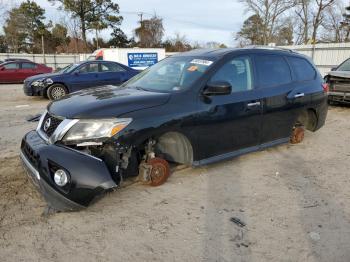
[64,63,81,73]
[57,64,74,73]
[337,59,350,71]
[123,56,214,92]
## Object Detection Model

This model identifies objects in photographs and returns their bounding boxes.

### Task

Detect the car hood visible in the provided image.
[48,86,171,118]
[25,72,64,82]
[327,71,350,78]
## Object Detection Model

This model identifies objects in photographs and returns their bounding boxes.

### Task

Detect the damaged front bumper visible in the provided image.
[20,131,117,211]
[23,81,47,96]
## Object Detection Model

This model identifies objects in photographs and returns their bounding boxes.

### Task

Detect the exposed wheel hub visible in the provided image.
[138,157,170,186]
[290,126,305,144]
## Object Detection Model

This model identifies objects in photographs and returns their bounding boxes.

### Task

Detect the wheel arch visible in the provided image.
[296,108,318,131]
[154,131,194,165]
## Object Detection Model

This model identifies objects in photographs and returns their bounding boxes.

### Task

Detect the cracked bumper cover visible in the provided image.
[20,130,117,211]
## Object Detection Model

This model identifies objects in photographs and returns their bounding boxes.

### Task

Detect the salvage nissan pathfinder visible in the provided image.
[20,48,328,211]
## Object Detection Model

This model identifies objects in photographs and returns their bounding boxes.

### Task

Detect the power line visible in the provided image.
[119,11,233,32]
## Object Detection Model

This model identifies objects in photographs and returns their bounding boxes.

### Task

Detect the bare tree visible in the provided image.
[321,1,345,42]
[294,0,311,44]
[311,0,336,43]
[134,15,164,47]
[239,0,296,44]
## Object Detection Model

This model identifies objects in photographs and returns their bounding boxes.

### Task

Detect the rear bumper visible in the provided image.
[20,131,117,211]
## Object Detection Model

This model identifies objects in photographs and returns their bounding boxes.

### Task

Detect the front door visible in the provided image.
[0,62,20,83]
[195,55,263,161]
[70,62,101,92]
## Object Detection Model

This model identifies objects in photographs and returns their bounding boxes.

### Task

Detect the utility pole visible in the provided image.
[41,34,46,64]
[138,12,143,25]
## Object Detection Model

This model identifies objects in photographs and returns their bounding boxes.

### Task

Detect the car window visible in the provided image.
[210,56,253,93]
[78,63,99,74]
[336,59,350,71]
[288,57,315,81]
[3,63,19,69]
[22,62,36,69]
[255,55,292,88]
[101,63,126,72]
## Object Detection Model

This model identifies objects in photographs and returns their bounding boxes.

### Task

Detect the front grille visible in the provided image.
[40,113,63,137]
[21,139,39,169]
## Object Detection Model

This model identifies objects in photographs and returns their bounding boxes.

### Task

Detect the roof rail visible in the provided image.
[244,45,295,53]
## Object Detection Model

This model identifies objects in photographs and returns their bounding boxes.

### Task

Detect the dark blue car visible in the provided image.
[23,60,139,100]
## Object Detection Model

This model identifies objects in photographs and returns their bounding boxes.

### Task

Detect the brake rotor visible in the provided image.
[290,126,305,144]
[147,158,170,187]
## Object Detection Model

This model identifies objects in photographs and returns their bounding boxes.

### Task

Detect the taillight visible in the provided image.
[322,83,329,93]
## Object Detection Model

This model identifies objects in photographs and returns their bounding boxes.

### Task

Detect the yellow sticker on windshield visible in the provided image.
[188,65,198,72]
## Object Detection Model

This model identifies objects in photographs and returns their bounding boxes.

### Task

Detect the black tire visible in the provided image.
[47,84,68,100]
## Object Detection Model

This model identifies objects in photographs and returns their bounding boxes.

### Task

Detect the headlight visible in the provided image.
[32,80,44,87]
[62,118,132,143]
[45,78,53,85]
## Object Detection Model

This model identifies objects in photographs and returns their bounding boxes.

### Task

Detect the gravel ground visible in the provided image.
[0,84,350,262]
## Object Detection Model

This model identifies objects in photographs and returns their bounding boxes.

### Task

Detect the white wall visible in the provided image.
[280,43,350,76]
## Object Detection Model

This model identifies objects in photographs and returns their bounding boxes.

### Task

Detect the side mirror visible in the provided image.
[203,81,232,96]
[331,67,337,71]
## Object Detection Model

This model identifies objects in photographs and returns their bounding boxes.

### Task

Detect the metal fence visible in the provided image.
[281,43,350,76]
[2,43,350,75]
[0,53,90,70]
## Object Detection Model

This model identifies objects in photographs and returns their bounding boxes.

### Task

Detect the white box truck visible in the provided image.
[87,48,166,70]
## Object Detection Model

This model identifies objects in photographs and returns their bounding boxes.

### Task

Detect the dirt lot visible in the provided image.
[1,84,350,262]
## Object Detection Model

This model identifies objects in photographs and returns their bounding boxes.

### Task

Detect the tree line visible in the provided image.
[0,0,227,54]
[236,0,350,46]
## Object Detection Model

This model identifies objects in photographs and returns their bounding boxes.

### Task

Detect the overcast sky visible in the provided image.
[10,0,248,46]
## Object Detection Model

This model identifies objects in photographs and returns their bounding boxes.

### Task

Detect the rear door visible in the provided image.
[19,62,38,80]
[69,62,100,92]
[255,54,308,144]
[0,62,20,83]
[195,55,263,160]
[99,62,127,85]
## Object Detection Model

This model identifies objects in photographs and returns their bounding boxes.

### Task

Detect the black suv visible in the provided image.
[20,48,328,211]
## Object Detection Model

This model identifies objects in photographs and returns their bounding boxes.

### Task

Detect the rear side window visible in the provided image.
[288,57,316,81]
[22,63,36,69]
[101,63,126,72]
[255,55,292,88]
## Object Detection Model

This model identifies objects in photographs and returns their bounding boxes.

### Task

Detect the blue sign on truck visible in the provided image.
[127,53,158,68]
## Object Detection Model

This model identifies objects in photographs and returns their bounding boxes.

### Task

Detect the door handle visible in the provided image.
[294,93,305,98]
[247,101,261,107]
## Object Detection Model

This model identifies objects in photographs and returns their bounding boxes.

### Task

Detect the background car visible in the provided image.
[325,57,350,104]
[23,60,139,100]
[4,58,31,62]
[0,61,52,83]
